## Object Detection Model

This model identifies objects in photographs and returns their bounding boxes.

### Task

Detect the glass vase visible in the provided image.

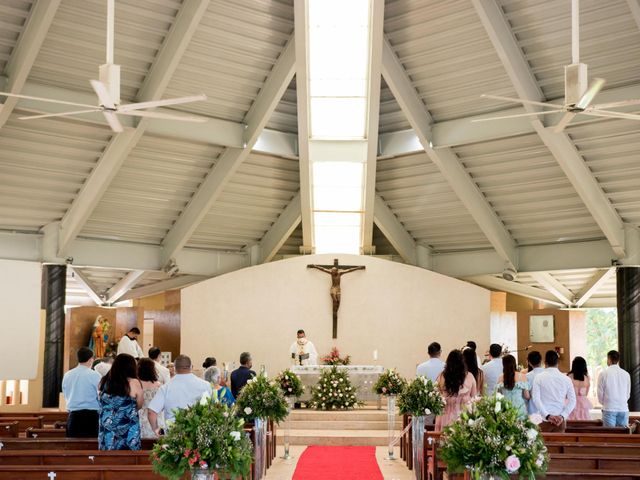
[191,468,216,480]
[466,468,496,480]
[411,415,426,480]
[282,397,294,459]
[385,395,397,460]
[253,417,268,480]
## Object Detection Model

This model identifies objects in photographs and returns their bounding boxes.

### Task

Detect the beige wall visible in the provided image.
[181,254,490,379]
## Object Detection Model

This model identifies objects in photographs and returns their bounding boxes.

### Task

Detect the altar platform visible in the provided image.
[291,365,384,404]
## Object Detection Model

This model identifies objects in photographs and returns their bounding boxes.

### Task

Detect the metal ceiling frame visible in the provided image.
[105,270,146,304]
[57,0,211,257]
[69,267,103,306]
[373,193,417,265]
[256,192,301,264]
[466,275,565,307]
[529,271,575,306]
[574,267,616,307]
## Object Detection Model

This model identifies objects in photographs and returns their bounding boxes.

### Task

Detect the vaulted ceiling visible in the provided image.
[2,0,639,308]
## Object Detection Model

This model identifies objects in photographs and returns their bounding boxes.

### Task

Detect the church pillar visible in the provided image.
[42,264,66,408]
[616,267,640,411]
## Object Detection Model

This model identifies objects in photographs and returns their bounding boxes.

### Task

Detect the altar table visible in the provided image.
[291,365,384,405]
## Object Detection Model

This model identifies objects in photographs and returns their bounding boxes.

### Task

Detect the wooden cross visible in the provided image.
[307,258,366,338]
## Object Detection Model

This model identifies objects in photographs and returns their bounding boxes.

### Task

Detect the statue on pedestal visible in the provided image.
[88,315,110,358]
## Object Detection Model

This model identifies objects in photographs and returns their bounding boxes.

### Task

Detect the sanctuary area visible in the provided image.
[1,0,640,479]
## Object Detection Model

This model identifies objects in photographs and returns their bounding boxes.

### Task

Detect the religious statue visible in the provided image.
[88,315,110,358]
[307,258,366,338]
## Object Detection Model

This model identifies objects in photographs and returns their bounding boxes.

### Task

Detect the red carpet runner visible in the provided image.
[292,446,384,480]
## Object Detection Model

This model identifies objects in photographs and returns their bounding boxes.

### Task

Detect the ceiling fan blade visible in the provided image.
[90,80,116,109]
[118,110,207,122]
[481,94,562,109]
[591,98,640,110]
[553,112,576,133]
[19,109,102,120]
[583,110,640,121]
[118,94,207,112]
[575,78,605,109]
[472,109,566,123]
[103,111,123,132]
[0,91,97,109]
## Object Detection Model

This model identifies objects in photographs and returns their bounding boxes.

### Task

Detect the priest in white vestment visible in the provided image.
[117,327,144,359]
[290,329,318,366]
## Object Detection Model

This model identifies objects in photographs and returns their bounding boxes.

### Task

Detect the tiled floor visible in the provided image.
[267,445,414,479]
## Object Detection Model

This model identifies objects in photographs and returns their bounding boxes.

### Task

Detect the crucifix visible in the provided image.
[307,258,366,338]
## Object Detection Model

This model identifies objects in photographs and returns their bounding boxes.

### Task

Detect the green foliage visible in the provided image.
[439,394,548,479]
[373,368,407,396]
[397,376,445,416]
[235,374,289,423]
[274,369,304,398]
[151,398,252,480]
[586,308,617,371]
[309,366,361,410]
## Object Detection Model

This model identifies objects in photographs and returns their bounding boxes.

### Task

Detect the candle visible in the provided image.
[373,350,378,361]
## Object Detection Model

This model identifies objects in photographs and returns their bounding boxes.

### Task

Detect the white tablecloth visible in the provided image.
[291,365,384,403]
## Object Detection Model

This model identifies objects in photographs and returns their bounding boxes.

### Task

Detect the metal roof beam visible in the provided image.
[465,275,565,307]
[575,267,616,307]
[381,38,517,270]
[373,194,417,265]
[105,270,146,304]
[529,271,575,306]
[258,192,301,264]
[57,0,211,257]
[628,0,640,31]
[362,0,385,252]
[119,275,206,302]
[160,35,296,267]
[472,0,626,257]
[0,0,61,128]
[69,267,104,306]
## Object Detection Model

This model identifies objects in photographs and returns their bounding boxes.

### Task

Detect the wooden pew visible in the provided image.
[0,438,157,450]
[0,450,152,466]
[26,427,67,438]
[543,432,640,443]
[545,441,640,456]
[0,422,19,438]
[0,412,67,423]
[544,472,640,479]
[549,453,640,471]
[0,464,161,479]
[0,416,43,431]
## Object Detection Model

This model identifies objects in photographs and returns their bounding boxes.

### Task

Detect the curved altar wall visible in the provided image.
[181,254,490,378]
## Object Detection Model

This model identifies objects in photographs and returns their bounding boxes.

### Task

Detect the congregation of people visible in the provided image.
[416,341,632,432]
[61,327,256,450]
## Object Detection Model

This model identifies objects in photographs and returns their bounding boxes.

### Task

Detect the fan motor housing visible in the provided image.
[564,63,588,107]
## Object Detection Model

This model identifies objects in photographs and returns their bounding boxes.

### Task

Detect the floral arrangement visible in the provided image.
[321,347,351,365]
[309,366,361,410]
[235,374,289,423]
[397,376,445,416]
[151,395,252,479]
[373,368,407,396]
[439,394,549,479]
[275,369,304,398]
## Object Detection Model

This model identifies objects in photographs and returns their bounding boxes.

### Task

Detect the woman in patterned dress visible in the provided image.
[137,358,162,438]
[496,354,530,419]
[435,350,477,430]
[567,356,592,420]
[98,353,143,450]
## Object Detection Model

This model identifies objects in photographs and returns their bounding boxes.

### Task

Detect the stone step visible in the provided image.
[288,419,401,430]
[289,409,394,421]
[277,429,399,446]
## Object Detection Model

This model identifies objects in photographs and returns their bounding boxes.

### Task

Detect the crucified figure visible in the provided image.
[307,258,366,338]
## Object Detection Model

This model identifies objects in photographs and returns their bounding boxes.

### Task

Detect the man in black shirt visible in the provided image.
[230,351,256,398]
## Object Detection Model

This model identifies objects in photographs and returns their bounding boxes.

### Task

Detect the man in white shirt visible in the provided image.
[525,350,545,414]
[532,350,576,432]
[148,346,171,385]
[597,350,631,427]
[117,327,144,359]
[290,329,318,366]
[481,344,504,395]
[148,354,212,434]
[416,342,445,382]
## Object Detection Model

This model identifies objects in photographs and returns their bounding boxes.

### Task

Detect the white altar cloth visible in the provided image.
[291,365,384,403]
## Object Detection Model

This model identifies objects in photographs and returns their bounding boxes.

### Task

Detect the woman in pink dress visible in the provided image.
[567,356,592,420]
[435,350,477,430]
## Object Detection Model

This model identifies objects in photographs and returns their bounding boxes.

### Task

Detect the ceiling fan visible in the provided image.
[0,0,206,133]
[475,0,640,133]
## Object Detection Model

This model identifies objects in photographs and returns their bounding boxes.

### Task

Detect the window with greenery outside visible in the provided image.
[309,366,361,410]
[373,368,407,396]
[275,369,304,398]
[439,394,548,479]
[397,376,445,416]
[151,395,252,480]
[235,374,289,423]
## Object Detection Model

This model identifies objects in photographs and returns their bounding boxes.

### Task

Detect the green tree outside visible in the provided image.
[586,307,617,373]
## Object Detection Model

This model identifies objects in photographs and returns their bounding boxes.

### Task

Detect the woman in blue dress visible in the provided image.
[98,353,144,450]
[496,354,530,419]
[204,366,235,406]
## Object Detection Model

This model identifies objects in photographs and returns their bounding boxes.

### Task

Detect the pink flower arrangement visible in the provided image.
[505,454,521,474]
